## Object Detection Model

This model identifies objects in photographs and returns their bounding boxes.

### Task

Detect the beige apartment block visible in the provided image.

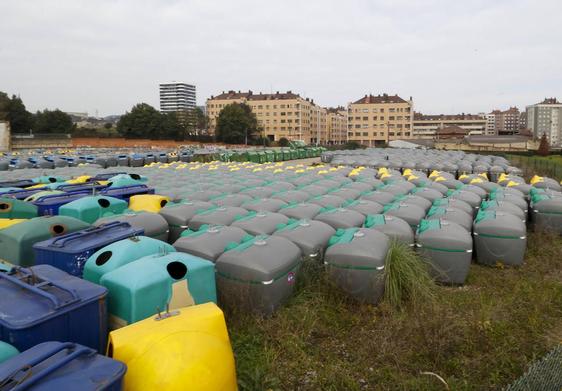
[347,94,414,147]
[206,90,332,144]
[326,107,348,145]
[413,113,487,139]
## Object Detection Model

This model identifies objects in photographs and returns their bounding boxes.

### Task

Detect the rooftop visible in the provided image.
[352,94,409,105]
[536,97,560,105]
[414,112,485,121]
[209,90,302,101]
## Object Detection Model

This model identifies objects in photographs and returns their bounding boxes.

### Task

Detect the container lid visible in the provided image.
[364,214,386,228]
[327,228,360,246]
[0,265,107,328]
[417,219,441,234]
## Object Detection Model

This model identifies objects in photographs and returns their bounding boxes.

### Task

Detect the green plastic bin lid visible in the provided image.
[224,234,267,252]
[274,218,311,232]
[327,227,361,246]
[475,209,496,224]
[382,202,400,213]
[32,176,65,184]
[364,214,386,228]
[426,206,445,217]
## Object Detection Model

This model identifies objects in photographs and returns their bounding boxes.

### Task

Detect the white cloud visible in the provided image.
[0,0,560,116]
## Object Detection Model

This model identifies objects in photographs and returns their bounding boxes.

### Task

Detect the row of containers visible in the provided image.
[0,154,561,389]
[0,146,326,170]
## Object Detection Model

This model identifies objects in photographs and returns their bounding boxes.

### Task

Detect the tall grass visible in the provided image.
[384,240,437,308]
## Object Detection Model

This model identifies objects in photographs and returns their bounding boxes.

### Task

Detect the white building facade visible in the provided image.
[159,82,196,113]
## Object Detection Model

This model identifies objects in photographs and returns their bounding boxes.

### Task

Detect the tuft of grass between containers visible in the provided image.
[227,232,562,391]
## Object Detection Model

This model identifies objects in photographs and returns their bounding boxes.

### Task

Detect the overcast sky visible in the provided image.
[1,0,560,117]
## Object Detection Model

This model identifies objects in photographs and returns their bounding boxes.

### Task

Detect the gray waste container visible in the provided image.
[416,219,473,284]
[242,198,288,213]
[211,193,253,208]
[216,235,302,315]
[173,225,251,262]
[188,206,248,231]
[159,201,214,243]
[94,212,169,242]
[474,210,527,266]
[239,186,275,199]
[342,199,384,216]
[297,184,329,197]
[480,200,527,222]
[425,206,473,232]
[410,187,443,203]
[393,194,432,213]
[324,228,389,304]
[327,187,362,201]
[273,219,336,260]
[314,207,365,229]
[271,190,310,204]
[530,195,562,234]
[279,202,322,220]
[308,194,346,209]
[448,189,482,211]
[383,202,426,230]
[432,197,474,217]
[462,184,488,200]
[363,214,414,246]
[231,211,289,235]
[360,190,395,205]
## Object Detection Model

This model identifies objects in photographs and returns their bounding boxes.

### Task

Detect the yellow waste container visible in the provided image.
[128,194,171,213]
[108,303,237,391]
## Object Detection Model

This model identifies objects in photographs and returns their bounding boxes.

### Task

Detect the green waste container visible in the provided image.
[0,197,38,219]
[257,151,266,163]
[290,149,299,160]
[274,150,284,162]
[246,151,259,163]
[265,150,275,162]
[281,149,291,161]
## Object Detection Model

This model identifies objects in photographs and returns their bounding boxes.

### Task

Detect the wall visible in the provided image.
[71,137,248,149]
[0,122,10,152]
[11,136,72,150]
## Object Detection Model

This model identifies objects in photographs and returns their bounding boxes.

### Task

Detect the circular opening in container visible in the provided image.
[0,203,11,212]
[48,177,57,183]
[130,174,141,180]
[97,198,111,208]
[50,224,66,235]
[95,251,112,266]
[167,261,187,280]
[160,200,168,208]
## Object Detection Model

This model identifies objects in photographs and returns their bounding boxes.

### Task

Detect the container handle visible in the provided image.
[6,344,95,391]
[48,221,131,248]
[0,269,79,308]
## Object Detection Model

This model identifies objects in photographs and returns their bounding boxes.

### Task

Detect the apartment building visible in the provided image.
[486,107,520,135]
[526,97,562,147]
[326,107,348,145]
[159,82,196,113]
[206,90,328,144]
[347,94,413,146]
[413,113,487,139]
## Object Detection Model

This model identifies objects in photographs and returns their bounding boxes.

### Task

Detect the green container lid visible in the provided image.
[327,227,360,246]
[0,197,38,219]
[364,214,386,228]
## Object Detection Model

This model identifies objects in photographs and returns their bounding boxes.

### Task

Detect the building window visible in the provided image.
[372,108,378,113]
[380,108,384,113]
[363,109,368,113]
[389,116,395,120]
[362,124,369,128]
[362,116,368,120]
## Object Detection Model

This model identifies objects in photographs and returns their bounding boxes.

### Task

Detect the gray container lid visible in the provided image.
[211,193,253,208]
[360,190,395,205]
[383,203,426,229]
[416,219,473,252]
[279,202,322,220]
[188,206,248,230]
[231,212,289,236]
[342,199,384,216]
[308,194,346,209]
[242,198,288,213]
[297,184,330,197]
[173,225,250,261]
[159,201,213,227]
[325,228,389,269]
[314,207,365,229]
[95,212,169,239]
[364,214,414,245]
[239,186,275,199]
[410,187,443,202]
[271,190,310,204]
[216,235,302,283]
[273,219,336,257]
[426,206,473,232]
[328,187,362,201]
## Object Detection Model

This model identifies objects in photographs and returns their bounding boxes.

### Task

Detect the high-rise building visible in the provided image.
[206,90,330,144]
[326,107,348,145]
[412,113,487,139]
[486,107,520,135]
[159,82,196,113]
[526,98,562,147]
[347,94,413,146]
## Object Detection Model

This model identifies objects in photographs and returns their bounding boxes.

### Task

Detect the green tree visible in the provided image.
[34,109,73,133]
[161,111,184,140]
[0,92,10,120]
[278,137,290,147]
[194,107,207,133]
[215,103,258,144]
[117,103,164,139]
[8,95,34,133]
[104,122,113,129]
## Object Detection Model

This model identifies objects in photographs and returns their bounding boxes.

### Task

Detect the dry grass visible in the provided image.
[227,232,562,390]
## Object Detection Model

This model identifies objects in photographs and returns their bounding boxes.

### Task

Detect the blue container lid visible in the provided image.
[0,265,107,329]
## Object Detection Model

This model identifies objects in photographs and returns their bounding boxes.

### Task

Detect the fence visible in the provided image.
[507,155,562,181]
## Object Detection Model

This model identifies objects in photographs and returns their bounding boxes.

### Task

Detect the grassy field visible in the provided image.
[507,154,562,181]
[226,232,562,390]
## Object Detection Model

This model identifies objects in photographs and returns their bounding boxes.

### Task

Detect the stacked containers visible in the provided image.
[216,235,302,314]
[416,219,473,284]
[173,225,251,262]
[0,265,108,352]
[324,228,389,304]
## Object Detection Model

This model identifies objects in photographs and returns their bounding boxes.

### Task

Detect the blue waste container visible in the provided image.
[0,265,108,353]
[33,191,91,216]
[0,341,126,390]
[33,222,144,277]
[100,185,155,201]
